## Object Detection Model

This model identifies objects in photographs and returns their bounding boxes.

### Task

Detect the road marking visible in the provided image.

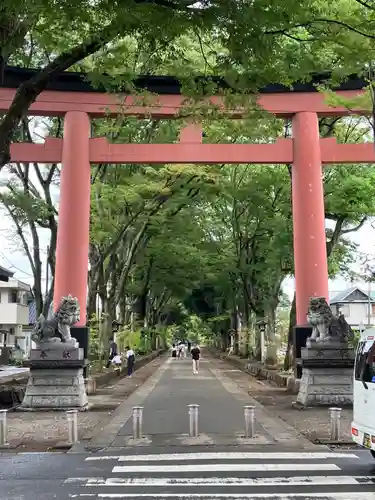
[64,475,375,487]
[85,452,358,462]
[112,463,341,473]
[69,493,375,499]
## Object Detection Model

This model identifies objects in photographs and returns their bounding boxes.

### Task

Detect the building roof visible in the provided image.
[0,66,367,95]
[0,278,31,291]
[0,265,14,282]
[330,287,375,304]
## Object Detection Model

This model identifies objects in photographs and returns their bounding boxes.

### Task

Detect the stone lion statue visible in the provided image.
[32,295,80,344]
[307,296,353,343]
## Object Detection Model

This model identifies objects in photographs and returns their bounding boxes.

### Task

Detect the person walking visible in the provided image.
[106,339,118,368]
[180,342,186,359]
[111,353,122,376]
[177,342,184,359]
[191,343,201,374]
[126,345,135,377]
[171,343,177,358]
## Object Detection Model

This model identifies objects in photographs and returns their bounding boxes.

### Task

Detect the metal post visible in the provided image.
[0,410,8,446]
[188,404,199,437]
[329,407,342,441]
[66,409,79,444]
[132,406,143,439]
[244,405,255,438]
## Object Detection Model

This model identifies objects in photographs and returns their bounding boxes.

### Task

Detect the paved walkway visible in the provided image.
[84,354,315,451]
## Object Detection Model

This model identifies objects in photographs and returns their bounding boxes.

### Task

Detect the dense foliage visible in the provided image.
[1,0,375,366]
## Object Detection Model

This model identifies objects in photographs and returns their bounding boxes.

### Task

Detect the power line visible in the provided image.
[0,252,34,278]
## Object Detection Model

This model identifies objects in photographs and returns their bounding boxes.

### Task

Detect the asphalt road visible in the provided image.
[1,448,375,499]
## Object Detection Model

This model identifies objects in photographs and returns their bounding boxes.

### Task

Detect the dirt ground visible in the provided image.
[215,357,352,443]
[3,355,166,452]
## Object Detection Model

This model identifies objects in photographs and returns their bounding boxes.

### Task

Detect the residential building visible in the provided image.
[330,287,375,329]
[0,274,34,356]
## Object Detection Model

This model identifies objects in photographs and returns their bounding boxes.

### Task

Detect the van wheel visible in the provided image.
[370,450,375,459]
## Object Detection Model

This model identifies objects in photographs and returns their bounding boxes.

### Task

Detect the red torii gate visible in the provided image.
[0,69,373,327]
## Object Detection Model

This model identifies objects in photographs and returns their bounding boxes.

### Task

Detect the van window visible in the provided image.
[355,340,375,383]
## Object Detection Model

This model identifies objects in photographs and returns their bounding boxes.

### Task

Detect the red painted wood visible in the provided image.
[0,87,366,118]
[320,138,375,163]
[88,137,293,164]
[10,138,62,163]
[179,124,203,143]
[292,112,329,325]
[53,112,91,324]
[9,137,375,164]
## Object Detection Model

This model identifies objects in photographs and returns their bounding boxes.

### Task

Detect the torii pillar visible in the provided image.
[54,111,91,326]
[22,114,91,410]
[292,112,329,325]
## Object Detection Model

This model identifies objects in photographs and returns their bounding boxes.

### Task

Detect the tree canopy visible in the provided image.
[0,0,375,363]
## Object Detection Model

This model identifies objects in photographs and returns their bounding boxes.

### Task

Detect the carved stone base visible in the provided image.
[296,343,354,406]
[21,367,88,409]
[301,342,355,368]
[296,367,353,406]
[20,347,88,410]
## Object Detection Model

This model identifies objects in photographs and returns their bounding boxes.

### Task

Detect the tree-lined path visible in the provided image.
[84,353,312,451]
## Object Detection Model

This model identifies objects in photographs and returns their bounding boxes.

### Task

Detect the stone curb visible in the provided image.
[209,349,300,393]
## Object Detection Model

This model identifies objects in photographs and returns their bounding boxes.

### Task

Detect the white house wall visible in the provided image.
[0,288,30,326]
[332,302,375,327]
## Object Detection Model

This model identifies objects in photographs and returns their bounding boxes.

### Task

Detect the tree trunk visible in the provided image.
[284,292,296,371]
[87,288,97,320]
[132,291,147,330]
[264,300,278,366]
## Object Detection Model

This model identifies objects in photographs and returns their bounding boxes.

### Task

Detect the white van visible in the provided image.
[352,327,375,458]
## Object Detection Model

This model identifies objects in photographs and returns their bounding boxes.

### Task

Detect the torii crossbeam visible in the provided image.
[0,68,372,326]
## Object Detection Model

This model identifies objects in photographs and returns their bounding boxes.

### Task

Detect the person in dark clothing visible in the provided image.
[126,345,135,377]
[191,344,201,374]
[106,339,118,368]
[187,341,191,353]
[171,343,177,358]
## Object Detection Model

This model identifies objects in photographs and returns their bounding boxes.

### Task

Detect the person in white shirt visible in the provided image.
[126,346,135,377]
[111,354,122,375]
[178,342,185,359]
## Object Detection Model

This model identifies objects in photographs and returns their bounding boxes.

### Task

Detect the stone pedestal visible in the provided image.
[21,343,88,410]
[296,341,354,406]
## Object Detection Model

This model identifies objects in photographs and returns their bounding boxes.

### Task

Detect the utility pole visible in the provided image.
[368,278,371,328]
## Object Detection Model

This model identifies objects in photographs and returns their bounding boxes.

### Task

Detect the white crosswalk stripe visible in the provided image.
[66,451,375,500]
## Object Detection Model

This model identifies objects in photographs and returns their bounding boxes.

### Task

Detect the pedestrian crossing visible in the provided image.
[65,451,375,499]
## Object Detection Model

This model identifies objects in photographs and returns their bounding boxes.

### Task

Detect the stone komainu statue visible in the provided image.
[307,296,354,343]
[32,295,80,344]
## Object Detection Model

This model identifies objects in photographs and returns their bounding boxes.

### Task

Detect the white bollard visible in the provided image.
[0,410,8,446]
[132,406,144,439]
[188,404,199,437]
[66,409,79,444]
[329,407,342,441]
[244,405,256,438]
